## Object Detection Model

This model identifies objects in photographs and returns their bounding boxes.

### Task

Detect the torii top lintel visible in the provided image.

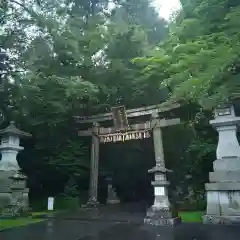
[75,102,180,124]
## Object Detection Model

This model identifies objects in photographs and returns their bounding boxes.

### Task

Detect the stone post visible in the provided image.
[106,176,120,204]
[86,122,100,207]
[144,112,181,226]
[203,104,240,224]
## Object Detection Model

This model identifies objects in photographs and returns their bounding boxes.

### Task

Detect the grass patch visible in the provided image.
[0,217,44,230]
[179,211,204,223]
[31,211,56,217]
[31,211,48,216]
[0,211,58,230]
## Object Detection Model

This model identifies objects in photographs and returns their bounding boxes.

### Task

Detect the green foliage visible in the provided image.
[179,211,204,223]
[54,196,79,210]
[135,0,240,109]
[30,195,81,211]
[0,218,43,230]
[49,140,89,178]
[111,0,168,44]
[30,198,48,212]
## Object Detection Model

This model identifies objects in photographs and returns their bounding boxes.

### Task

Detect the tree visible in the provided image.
[92,0,169,109]
[135,0,240,109]
[111,0,168,44]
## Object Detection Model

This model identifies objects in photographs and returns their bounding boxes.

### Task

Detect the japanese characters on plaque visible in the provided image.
[100,130,151,143]
[111,105,129,130]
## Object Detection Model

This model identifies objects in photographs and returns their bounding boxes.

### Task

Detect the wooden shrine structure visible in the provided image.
[76,103,182,226]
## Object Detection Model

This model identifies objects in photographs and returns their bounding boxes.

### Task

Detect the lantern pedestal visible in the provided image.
[203,105,240,224]
[0,172,29,217]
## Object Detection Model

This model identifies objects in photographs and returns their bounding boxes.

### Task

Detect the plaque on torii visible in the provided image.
[78,105,153,143]
[99,105,151,143]
[111,105,129,131]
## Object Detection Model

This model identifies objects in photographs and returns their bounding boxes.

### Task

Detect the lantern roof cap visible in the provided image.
[0,121,32,137]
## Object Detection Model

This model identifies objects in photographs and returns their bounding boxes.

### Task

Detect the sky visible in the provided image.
[153,0,182,20]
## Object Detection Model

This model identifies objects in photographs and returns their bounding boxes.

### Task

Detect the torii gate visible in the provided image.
[75,102,181,226]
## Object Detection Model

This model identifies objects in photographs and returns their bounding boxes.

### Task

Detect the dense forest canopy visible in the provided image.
[0,0,239,208]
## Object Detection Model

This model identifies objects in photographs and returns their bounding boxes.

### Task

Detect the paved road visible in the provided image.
[1,204,240,240]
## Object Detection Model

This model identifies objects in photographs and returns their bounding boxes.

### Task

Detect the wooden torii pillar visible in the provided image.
[89,122,100,206]
[76,103,181,213]
[78,122,100,207]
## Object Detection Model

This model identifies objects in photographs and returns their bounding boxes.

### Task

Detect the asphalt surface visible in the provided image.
[1,203,240,240]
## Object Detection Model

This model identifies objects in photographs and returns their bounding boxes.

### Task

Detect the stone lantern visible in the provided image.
[144,163,180,226]
[0,121,31,209]
[203,104,240,224]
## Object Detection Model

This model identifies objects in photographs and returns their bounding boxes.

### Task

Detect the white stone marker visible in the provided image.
[48,197,54,211]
